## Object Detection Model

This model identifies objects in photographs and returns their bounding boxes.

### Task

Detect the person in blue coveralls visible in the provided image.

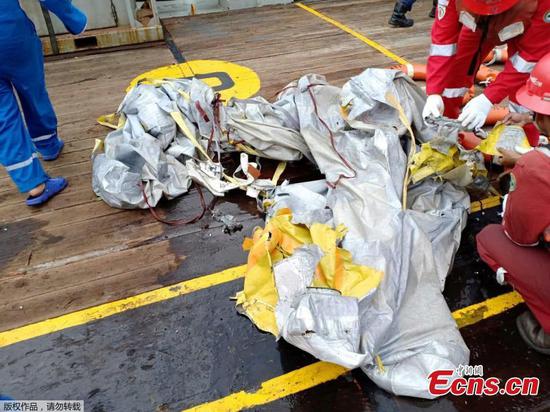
[0,0,86,206]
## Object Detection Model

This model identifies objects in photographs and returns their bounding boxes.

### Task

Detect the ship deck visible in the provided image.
[0,1,548,410]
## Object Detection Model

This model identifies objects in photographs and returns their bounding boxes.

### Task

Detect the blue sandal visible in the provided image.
[42,140,65,161]
[26,177,68,206]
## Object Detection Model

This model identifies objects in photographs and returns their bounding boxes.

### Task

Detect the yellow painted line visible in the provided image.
[295,2,409,66]
[127,59,261,101]
[185,362,348,412]
[0,265,247,349]
[470,195,501,213]
[453,290,523,329]
[183,291,523,411]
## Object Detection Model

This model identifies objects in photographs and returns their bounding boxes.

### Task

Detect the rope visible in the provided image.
[384,92,416,210]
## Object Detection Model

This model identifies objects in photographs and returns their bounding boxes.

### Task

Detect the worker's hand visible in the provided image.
[497,148,522,168]
[458,94,493,130]
[423,95,444,120]
[500,112,533,127]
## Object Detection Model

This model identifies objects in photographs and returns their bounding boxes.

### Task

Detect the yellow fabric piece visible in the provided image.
[233,143,261,157]
[376,355,386,373]
[170,111,211,160]
[145,78,192,101]
[477,124,531,156]
[92,138,104,157]
[97,113,123,130]
[410,144,462,184]
[271,162,287,186]
[339,105,350,121]
[236,209,383,336]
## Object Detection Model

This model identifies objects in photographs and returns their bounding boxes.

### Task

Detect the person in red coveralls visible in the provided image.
[477,54,550,355]
[422,0,550,130]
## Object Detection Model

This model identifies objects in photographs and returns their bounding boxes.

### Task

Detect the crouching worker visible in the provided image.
[0,0,86,206]
[476,55,550,355]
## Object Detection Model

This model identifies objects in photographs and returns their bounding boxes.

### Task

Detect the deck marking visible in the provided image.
[0,265,247,349]
[0,196,502,349]
[183,291,523,411]
[295,2,410,66]
[470,195,501,213]
[453,290,523,329]
[185,362,348,412]
[127,59,261,101]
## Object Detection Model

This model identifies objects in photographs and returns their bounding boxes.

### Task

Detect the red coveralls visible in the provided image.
[427,0,550,118]
[477,150,550,332]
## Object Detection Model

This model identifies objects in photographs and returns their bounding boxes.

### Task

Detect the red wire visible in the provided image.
[272,84,297,99]
[141,94,224,226]
[140,181,207,226]
[306,84,357,189]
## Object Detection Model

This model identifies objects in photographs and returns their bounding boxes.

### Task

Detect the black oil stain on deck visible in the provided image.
[0,219,48,273]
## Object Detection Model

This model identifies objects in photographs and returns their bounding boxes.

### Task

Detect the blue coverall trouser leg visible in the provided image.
[15,37,62,158]
[0,26,61,193]
[0,79,50,193]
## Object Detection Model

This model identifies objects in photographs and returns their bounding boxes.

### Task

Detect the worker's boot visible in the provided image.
[388,2,414,28]
[429,0,437,18]
[517,311,550,355]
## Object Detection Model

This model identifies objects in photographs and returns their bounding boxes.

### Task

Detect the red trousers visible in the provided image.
[477,224,550,333]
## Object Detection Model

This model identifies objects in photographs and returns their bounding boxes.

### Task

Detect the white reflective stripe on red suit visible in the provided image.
[510,52,536,73]
[430,43,457,57]
[442,87,469,98]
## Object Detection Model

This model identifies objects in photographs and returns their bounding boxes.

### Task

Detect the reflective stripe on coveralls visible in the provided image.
[509,52,537,73]
[4,153,39,172]
[429,43,457,56]
[442,87,470,98]
[32,132,57,142]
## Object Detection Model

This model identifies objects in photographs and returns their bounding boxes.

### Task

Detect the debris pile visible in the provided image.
[94,68,483,398]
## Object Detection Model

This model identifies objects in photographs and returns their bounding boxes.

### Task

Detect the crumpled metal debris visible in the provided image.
[235,207,382,337]
[92,91,192,209]
[226,96,313,162]
[274,246,365,368]
[95,68,483,399]
[235,69,470,399]
[93,79,285,208]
